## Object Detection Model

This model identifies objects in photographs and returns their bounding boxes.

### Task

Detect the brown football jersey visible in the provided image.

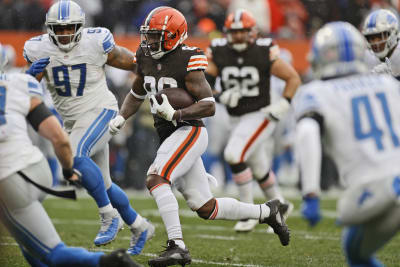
[136,45,207,143]
[209,37,277,116]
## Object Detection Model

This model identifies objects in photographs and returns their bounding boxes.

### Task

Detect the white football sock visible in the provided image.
[233,168,254,203]
[258,172,285,203]
[130,214,145,231]
[262,186,284,203]
[98,203,113,214]
[210,198,270,221]
[150,184,183,240]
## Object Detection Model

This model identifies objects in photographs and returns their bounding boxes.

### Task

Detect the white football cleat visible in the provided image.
[94,209,124,246]
[127,219,155,255]
[234,219,259,232]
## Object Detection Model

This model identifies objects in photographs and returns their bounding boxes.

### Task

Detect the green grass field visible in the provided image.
[1,195,400,267]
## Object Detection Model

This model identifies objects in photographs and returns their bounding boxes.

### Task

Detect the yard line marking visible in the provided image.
[0,242,18,246]
[92,248,271,267]
[195,234,243,240]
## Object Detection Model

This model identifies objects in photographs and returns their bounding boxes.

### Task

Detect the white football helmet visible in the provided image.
[0,43,8,73]
[309,21,367,79]
[362,9,399,59]
[45,0,85,52]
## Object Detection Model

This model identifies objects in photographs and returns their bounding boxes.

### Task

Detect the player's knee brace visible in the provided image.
[252,164,270,181]
[256,171,275,189]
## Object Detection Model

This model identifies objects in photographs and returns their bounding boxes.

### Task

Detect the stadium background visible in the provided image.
[0,0,395,191]
[2,1,400,266]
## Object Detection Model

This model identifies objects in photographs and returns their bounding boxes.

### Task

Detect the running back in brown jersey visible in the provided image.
[208,37,275,116]
[135,44,207,142]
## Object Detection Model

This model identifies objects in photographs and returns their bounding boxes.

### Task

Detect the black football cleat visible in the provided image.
[260,199,290,246]
[99,249,142,267]
[148,240,191,267]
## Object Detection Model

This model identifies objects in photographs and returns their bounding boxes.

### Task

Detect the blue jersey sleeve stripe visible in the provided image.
[29,90,43,96]
[103,33,112,42]
[28,81,39,89]
[23,49,32,64]
[103,39,115,53]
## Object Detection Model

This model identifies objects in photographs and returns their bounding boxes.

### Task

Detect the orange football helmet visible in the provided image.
[224,9,257,52]
[140,6,188,59]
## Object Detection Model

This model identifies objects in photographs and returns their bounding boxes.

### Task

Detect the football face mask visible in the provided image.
[140,30,164,58]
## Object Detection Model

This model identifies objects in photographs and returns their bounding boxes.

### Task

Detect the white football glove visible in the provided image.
[219,89,242,108]
[372,57,393,75]
[109,115,126,135]
[260,97,291,121]
[150,94,177,126]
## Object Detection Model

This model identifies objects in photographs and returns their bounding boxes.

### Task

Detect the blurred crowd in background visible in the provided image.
[2,0,400,38]
[1,0,399,192]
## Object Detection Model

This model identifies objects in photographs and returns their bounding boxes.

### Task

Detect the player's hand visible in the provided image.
[26,57,50,77]
[150,94,177,125]
[301,196,321,227]
[260,97,291,121]
[372,57,393,75]
[109,115,126,135]
[219,89,241,108]
[62,168,82,187]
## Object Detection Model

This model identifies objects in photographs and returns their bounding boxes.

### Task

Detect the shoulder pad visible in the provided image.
[85,27,115,54]
[210,38,228,47]
[23,34,48,63]
[12,73,44,98]
[256,38,273,47]
[182,47,208,72]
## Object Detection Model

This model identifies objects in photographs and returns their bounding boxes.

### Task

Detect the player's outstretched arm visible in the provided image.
[174,70,215,121]
[270,58,301,100]
[106,45,136,71]
[295,116,323,226]
[28,97,78,182]
[261,58,301,120]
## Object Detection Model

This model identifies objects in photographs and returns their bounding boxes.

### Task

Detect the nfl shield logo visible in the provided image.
[157,64,162,70]
[237,57,243,64]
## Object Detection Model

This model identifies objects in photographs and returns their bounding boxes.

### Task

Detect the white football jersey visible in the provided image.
[293,73,400,188]
[0,73,44,180]
[23,27,118,122]
[365,42,400,79]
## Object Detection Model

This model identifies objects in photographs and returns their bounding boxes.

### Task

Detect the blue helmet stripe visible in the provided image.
[341,26,354,61]
[59,0,69,20]
[367,11,378,28]
[333,23,354,62]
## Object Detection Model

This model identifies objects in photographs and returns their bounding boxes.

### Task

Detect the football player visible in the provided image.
[295,21,400,267]
[205,9,300,232]
[362,9,400,78]
[23,0,154,254]
[109,6,291,267]
[0,43,139,267]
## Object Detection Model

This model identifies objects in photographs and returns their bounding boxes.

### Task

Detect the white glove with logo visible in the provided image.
[372,57,393,75]
[219,89,242,108]
[260,98,291,121]
[109,115,126,135]
[150,94,177,126]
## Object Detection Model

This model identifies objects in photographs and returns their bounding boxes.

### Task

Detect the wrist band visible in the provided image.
[63,168,74,179]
